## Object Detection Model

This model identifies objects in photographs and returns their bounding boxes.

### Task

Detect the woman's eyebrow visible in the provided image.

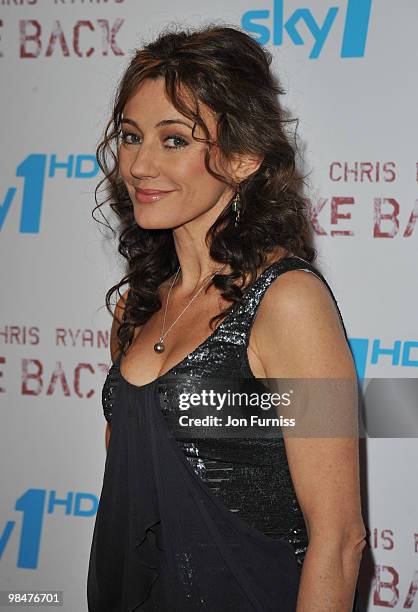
[121,117,194,130]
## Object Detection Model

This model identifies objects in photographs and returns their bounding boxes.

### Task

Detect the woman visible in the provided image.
[87,25,366,611]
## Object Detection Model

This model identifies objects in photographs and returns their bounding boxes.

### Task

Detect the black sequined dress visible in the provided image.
[87,256,364,611]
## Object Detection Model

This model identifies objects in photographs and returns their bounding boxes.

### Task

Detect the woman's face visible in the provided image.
[118,77,234,230]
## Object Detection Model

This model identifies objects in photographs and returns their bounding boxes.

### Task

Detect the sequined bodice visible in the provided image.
[101,256,345,570]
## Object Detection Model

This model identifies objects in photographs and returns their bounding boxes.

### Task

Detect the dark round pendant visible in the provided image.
[154,341,165,353]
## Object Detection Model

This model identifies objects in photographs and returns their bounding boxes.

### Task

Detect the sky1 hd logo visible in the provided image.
[241,0,373,59]
[0,489,97,569]
[0,154,98,234]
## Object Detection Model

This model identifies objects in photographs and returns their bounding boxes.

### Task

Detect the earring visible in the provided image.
[231,192,241,228]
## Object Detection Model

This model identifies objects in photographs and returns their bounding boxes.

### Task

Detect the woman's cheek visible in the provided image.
[175,153,207,180]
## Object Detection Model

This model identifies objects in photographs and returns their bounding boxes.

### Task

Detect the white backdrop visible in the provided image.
[1,1,417,610]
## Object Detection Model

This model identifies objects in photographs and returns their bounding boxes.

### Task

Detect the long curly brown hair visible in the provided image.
[92,23,316,356]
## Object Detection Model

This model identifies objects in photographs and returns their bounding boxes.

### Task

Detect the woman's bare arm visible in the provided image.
[252,269,366,612]
[105,288,130,451]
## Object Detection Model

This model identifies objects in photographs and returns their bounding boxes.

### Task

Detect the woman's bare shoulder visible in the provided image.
[251,269,355,379]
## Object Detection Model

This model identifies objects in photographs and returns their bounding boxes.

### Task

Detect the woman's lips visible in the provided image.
[134,188,175,203]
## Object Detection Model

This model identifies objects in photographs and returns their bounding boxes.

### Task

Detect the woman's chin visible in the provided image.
[133,211,175,231]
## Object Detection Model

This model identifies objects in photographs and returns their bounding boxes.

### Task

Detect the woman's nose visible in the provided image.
[129,142,159,178]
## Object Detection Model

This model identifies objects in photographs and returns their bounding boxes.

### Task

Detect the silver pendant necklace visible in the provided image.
[153,264,225,353]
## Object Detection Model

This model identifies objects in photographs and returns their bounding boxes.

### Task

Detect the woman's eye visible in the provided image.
[164,135,188,149]
[120,132,140,145]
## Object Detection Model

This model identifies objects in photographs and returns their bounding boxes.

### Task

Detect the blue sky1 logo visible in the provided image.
[0,489,97,569]
[350,338,418,380]
[0,154,98,234]
[242,0,373,59]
